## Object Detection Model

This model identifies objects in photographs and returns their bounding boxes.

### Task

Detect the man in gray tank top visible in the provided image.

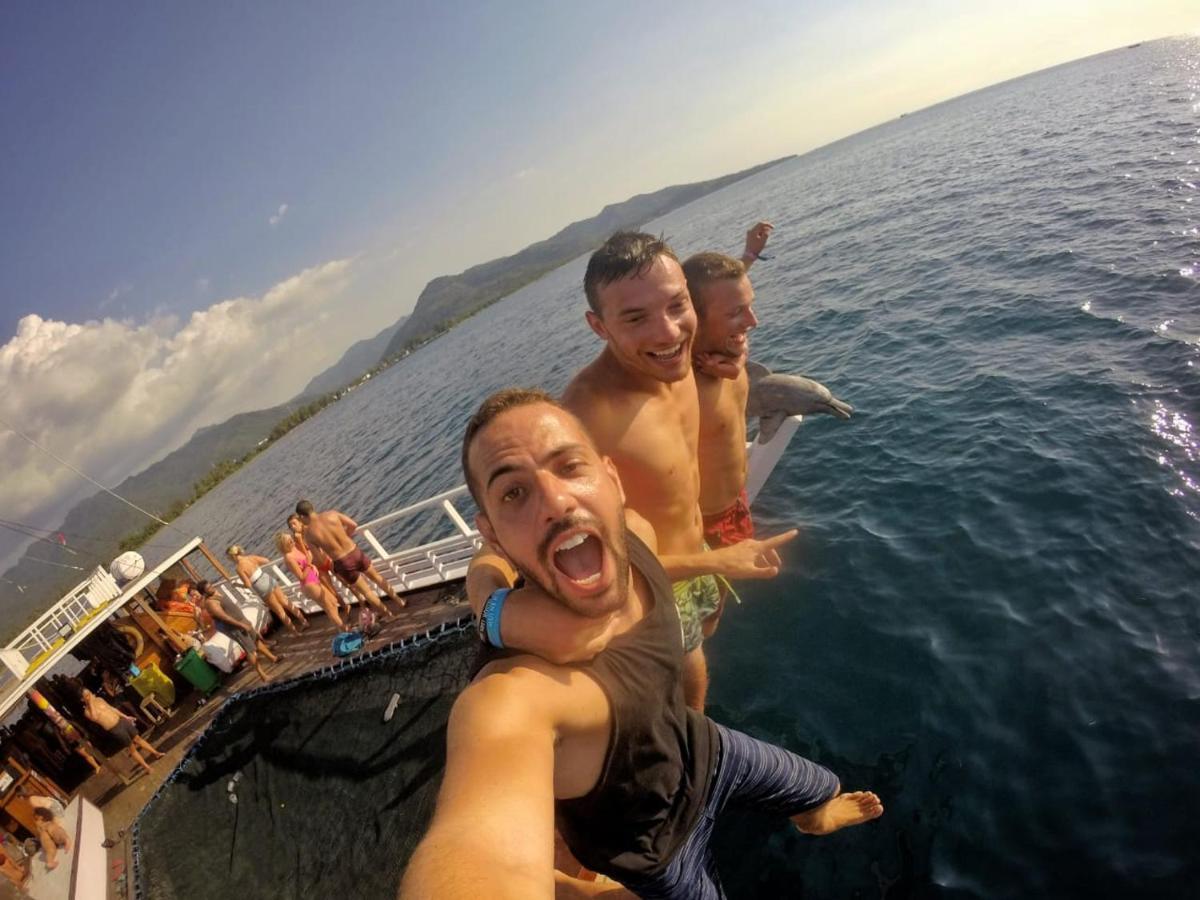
[402,389,882,900]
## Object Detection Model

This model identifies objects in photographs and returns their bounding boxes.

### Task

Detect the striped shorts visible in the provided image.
[622,722,839,900]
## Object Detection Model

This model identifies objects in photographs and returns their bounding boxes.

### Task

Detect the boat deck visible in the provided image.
[76,579,470,900]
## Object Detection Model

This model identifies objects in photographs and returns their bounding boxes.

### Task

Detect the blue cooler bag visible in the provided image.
[332,632,365,657]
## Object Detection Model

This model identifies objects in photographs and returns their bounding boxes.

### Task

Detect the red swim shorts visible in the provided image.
[332,547,371,583]
[702,489,755,548]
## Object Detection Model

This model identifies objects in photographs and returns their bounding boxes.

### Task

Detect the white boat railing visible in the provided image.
[1,567,123,680]
[210,416,805,616]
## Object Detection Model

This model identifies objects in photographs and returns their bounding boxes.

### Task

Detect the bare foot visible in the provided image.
[45,857,57,871]
[792,791,883,835]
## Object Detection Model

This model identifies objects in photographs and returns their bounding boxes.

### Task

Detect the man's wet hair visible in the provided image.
[681,251,746,315]
[461,387,563,508]
[584,231,680,314]
[295,499,315,518]
[196,579,213,595]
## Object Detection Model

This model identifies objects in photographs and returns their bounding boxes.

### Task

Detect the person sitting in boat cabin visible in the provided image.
[469,231,794,711]
[401,389,882,899]
[17,787,70,872]
[293,500,405,617]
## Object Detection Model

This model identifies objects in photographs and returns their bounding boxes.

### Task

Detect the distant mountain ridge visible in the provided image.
[300,317,407,398]
[381,156,793,360]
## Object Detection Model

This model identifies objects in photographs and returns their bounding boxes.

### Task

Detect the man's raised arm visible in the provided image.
[659,529,799,581]
[400,673,557,899]
[466,544,621,665]
[336,511,358,536]
[740,221,774,270]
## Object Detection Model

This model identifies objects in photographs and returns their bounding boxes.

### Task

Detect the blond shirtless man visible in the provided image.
[686,250,763,515]
[294,499,403,619]
[470,232,794,711]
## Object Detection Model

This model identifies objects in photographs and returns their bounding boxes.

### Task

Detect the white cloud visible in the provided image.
[268,203,289,227]
[0,257,358,550]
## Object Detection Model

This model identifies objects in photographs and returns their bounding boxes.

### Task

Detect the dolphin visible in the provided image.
[746,360,853,442]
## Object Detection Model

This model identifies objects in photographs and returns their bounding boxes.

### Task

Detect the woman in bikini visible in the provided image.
[277,531,346,629]
[227,544,308,634]
[287,513,350,617]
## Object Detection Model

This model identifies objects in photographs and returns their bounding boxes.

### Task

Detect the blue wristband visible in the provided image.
[482,588,510,648]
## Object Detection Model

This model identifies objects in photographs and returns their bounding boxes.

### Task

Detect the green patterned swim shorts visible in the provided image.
[672,575,722,653]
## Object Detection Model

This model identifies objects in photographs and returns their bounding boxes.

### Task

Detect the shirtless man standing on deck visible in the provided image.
[470,232,794,711]
[294,499,403,619]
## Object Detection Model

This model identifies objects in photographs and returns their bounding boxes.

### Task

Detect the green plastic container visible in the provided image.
[174,648,220,696]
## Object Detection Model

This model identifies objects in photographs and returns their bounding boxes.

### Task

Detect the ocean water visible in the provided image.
[165,39,1200,898]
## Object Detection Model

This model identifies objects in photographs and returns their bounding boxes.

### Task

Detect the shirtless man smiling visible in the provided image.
[471,232,794,711]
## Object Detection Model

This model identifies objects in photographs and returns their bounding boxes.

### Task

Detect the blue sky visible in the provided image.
[0,0,1195,574]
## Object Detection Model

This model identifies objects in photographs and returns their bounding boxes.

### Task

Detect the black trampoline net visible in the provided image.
[134,621,479,899]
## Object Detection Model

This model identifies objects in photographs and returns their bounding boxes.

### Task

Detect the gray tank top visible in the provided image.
[215,590,252,628]
[553,532,718,879]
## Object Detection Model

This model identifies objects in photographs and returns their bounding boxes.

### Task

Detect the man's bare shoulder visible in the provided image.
[463,655,599,728]
[563,361,617,412]
[474,652,571,686]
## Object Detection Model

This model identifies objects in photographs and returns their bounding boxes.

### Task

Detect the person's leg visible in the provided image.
[351,576,393,620]
[127,743,153,775]
[681,647,709,712]
[74,743,102,774]
[617,810,724,900]
[710,723,882,835]
[263,591,300,634]
[272,586,308,629]
[306,582,344,628]
[36,824,58,870]
[674,576,719,711]
[249,650,272,683]
[238,630,269,680]
[364,562,405,607]
[321,570,351,613]
[254,637,279,664]
[133,735,164,760]
[46,821,70,854]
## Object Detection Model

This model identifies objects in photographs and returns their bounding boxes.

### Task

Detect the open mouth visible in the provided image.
[646,343,685,364]
[725,331,750,355]
[551,530,606,588]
